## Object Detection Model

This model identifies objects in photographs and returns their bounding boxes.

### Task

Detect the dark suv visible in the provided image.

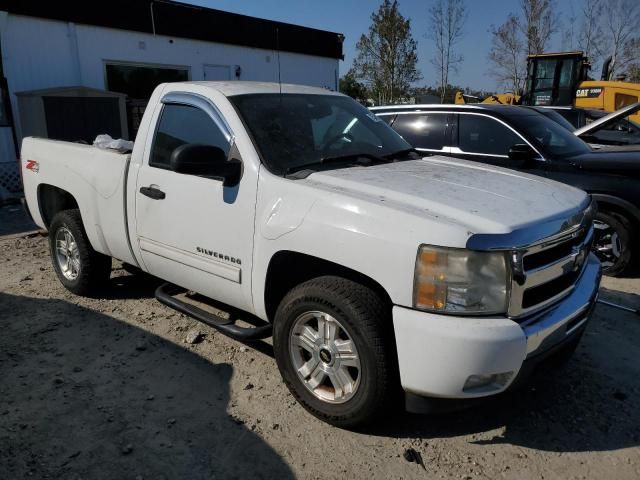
[371,104,640,276]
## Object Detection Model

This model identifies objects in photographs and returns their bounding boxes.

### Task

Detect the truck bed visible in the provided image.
[21,137,135,265]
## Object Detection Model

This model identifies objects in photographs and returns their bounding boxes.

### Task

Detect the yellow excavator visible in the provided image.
[455,51,640,122]
[454,91,520,105]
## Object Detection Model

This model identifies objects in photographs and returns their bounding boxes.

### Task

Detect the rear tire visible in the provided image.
[273,276,395,428]
[593,210,633,277]
[49,209,112,296]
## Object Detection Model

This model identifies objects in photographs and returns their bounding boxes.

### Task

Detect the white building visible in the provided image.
[0,0,344,197]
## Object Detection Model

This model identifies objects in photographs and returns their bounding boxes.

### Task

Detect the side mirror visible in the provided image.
[508,144,537,166]
[170,144,242,187]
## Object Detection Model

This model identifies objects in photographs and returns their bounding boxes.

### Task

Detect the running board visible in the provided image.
[155,283,273,341]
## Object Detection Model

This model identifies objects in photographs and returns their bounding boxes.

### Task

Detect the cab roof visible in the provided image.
[186,81,343,97]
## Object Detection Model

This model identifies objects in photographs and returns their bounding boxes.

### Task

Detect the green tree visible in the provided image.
[339,70,367,102]
[352,0,421,105]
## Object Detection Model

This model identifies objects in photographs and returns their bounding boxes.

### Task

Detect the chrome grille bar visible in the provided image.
[507,208,595,320]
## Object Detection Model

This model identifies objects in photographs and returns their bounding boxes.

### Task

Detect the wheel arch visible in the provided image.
[263,250,393,322]
[37,184,80,229]
[591,193,640,226]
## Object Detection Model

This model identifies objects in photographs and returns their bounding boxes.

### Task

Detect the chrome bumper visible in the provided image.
[521,253,601,357]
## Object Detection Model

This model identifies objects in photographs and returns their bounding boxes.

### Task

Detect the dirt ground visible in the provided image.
[1,208,639,479]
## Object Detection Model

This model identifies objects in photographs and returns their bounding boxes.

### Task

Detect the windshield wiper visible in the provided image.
[286,153,388,174]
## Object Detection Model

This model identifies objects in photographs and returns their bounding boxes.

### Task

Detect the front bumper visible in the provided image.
[393,253,601,400]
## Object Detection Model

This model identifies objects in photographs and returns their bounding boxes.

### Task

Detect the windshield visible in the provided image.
[510,112,591,157]
[230,93,411,174]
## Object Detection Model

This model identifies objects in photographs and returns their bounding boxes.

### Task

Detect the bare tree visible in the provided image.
[520,0,559,55]
[352,0,421,105]
[487,14,526,94]
[628,62,640,83]
[427,0,467,103]
[487,0,558,94]
[602,0,640,79]
[577,0,604,65]
[617,37,640,81]
[561,1,576,51]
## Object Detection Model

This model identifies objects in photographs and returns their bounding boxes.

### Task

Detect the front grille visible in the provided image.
[521,270,580,309]
[508,208,594,319]
[522,237,579,271]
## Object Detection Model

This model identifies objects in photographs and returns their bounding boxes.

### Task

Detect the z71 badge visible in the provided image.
[25,160,40,173]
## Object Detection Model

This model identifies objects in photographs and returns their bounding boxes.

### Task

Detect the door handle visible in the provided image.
[139,186,166,200]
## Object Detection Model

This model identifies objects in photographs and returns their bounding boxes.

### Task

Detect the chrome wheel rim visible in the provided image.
[55,227,81,280]
[289,311,361,404]
[593,220,621,269]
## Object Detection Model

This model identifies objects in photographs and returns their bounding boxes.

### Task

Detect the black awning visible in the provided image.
[0,0,344,60]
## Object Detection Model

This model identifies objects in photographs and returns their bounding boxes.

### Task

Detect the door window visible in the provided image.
[149,103,230,169]
[457,115,523,156]
[392,113,448,150]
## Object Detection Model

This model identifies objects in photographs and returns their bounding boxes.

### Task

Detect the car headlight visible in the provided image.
[413,245,509,314]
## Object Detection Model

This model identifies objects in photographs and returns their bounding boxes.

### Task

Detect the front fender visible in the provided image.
[251,177,470,319]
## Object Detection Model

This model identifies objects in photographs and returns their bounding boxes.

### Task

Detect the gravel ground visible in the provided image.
[1,227,639,479]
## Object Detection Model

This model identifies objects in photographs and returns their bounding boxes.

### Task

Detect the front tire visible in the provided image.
[593,211,633,277]
[49,209,112,296]
[273,276,395,428]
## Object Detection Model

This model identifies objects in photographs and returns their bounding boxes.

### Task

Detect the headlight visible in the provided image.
[413,246,509,314]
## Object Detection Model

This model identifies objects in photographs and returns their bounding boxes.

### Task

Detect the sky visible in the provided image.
[187,0,579,92]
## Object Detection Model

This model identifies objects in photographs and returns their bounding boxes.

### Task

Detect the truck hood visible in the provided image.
[304,156,587,234]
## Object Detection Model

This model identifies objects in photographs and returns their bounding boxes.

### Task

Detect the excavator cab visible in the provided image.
[521,52,590,106]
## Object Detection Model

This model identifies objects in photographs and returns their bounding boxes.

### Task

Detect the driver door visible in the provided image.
[134,92,257,312]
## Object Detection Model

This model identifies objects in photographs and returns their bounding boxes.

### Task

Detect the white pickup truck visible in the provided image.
[21,81,601,427]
